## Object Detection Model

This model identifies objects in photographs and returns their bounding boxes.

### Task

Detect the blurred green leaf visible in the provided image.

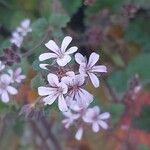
[59,0,82,16]
[138,144,150,150]
[105,103,125,125]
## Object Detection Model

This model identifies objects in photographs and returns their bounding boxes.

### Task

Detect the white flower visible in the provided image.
[8,68,26,83]
[75,127,84,141]
[75,52,107,88]
[38,73,68,111]
[64,74,93,107]
[10,32,23,48]
[0,61,5,71]
[62,110,80,128]
[39,36,78,66]
[17,19,32,36]
[83,106,110,132]
[0,74,18,103]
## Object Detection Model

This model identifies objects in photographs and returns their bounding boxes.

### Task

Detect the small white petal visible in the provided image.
[75,53,86,64]
[39,53,57,61]
[58,95,68,111]
[61,36,72,53]
[7,86,18,95]
[47,73,59,86]
[92,65,107,73]
[43,94,57,105]
[75,127,83,141]
[56,55,71,66]
[88,52,99,67]
[0,74,11,84]
[45,40,60,54]
[92,122,100,132]
[58,82,68,94]
[38,87,55,96]
[98,120,108,129]
[93,106,100,114]
[88,73,100,88]
[99,112,110,120]
[65,46,78,55]
[1,91,9,103]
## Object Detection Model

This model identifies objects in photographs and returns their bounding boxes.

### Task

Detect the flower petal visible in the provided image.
[75,53,86,64]
[88,73,99,88]
[0,74,11,84]
[65,46,78,55]
[43,94,57,105]
[39,53,57,61]
[56,55,71,66]
[92,65,107,73]
[38,87,56,96]
[88,52,99,67]
[99,112,110,120]
[98,120,108,129]
[39,64,49,70]
[61,36,72,53]
[58,95,68,111]
[45,40,60,54]
[92,122,100,132]
[75,127,83,141]
[47,73,59,86]
[93,106,100,114]
[7,86,18,95]
[1,91,9,103]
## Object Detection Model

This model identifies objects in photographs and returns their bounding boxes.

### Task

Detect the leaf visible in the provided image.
[108,54,150,92]
[31,74,45,90]
[105,103,125,125]
[59,0,82,16]
[49,13,70,29]
[139,144,150,150]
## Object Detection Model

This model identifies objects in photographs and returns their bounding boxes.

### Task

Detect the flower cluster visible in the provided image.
[0,61,26,103]
[38,36,110,140]
[10,19,32,48]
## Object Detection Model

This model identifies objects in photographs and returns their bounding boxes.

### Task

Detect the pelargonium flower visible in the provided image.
[64,74,93,106]
[10,32,23,48]
[39,36,78,66]
[75,127,84,141]
[8,67,26,83]
[0,74,18,103]
[38,73,68,111]
[83,106,110,132]
[62,110,80,128]
[0,61,5,71]
[17,19,32,36]
[75,52,107,88]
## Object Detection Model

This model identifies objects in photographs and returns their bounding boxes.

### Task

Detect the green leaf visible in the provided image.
[49,13,70,29]
[105,103,125,125]
[59,0,82,16]
[31,74,45,90]
[138,144,150,150]
[108,54,150,92]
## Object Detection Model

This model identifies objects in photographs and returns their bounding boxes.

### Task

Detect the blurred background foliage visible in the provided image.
[0,0,150,150]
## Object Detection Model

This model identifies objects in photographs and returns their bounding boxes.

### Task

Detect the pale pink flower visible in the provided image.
[8,68,26,83]
[64,74,93,106]
[38,73,68,111]
[39,36,78,66]
[62,110,80,128]
[83,106,110,132]
[17,19,32,36]
[0,61,5,71]
[0,74,18,103]
[75,52,107,88]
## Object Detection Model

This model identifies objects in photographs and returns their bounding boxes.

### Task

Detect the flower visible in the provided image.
[0,61,5,71]
[83,106,110,132]
[75,52,107,88]
[62,110,80,128]
[64,74,93,106]
[8,67,26,83]
[38,73,68,111]
[17,19,32,36]
[39,36,78,66]
[10,32,23,48]
[0,74,18,103]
